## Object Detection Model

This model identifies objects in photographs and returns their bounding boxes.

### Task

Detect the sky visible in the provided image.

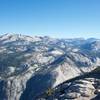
[0,0,100,38]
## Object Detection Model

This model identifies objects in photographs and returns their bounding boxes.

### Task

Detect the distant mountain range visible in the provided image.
[0,33,100,100]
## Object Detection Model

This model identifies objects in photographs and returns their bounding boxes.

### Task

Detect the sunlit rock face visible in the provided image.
[42,71,100,100]
[0,34,100,100]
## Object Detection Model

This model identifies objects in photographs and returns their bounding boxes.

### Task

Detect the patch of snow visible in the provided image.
[51,50,63,55]
[6,66,15,75]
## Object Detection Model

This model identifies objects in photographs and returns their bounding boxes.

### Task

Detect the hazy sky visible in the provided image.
[0,0,100,38]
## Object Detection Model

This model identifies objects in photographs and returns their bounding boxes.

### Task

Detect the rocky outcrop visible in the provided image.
[0,69,34,100]
[65,79,96,99]
[39,71,100,100]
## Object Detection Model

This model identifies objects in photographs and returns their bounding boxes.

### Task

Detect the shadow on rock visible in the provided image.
[20,73,56,100]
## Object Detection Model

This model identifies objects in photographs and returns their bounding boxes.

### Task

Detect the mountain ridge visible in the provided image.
[0,33,100,100]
